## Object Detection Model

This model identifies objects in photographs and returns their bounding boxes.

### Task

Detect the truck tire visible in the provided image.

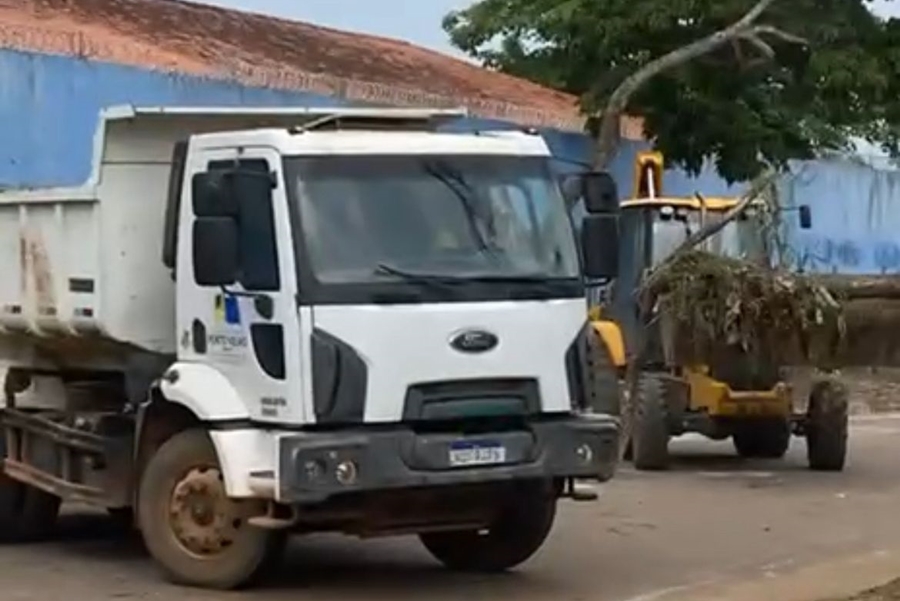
[137,429,282,590]
[0,432,61,542]
[732,419,791,459]
[19,486,61,540]
[631,373,670,471]
[585,327,621,417]
[419,485,556,573]
[107,507,135,532]
[806,378,849,472]
[0,469,23,542]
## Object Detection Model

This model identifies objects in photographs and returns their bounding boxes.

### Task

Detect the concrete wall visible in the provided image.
[779,159,900,274]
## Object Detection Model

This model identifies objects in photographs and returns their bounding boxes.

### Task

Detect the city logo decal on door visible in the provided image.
[214,293,242,325]
[207,293,248,356]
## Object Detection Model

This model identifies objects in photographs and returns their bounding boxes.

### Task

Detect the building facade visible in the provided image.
[0,0,897,275]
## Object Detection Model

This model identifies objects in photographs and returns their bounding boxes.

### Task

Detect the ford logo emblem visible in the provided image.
[450,330,499,354]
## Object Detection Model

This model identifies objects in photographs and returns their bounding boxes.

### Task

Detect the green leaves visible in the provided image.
[445,0,899,181]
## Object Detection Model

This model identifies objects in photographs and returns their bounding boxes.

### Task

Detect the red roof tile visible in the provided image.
[0,0,585,130]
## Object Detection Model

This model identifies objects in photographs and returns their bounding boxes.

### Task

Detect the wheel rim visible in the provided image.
[168,467,248,558]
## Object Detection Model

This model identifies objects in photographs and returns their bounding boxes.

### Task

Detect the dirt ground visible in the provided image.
[788,367,900,415]
[842,580,900,601]
[4,413,900,601]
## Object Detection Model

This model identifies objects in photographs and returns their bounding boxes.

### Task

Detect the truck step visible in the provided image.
[567,479,600,502]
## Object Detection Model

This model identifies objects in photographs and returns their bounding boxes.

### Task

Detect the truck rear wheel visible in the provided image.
[806,378,849,471]
[419,485,556,573]
[732,419,791,459]
[631,373,670,471]
[0,432,61,542]
[137,429,283,590]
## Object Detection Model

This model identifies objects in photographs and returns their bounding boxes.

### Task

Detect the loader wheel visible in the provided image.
[631,373,670,471]
[419,482,556,573]
[0,432,61,543]
[585,327,622,417]
[732,419,791,459]
[138,429,283,590]
[806,378,849,472]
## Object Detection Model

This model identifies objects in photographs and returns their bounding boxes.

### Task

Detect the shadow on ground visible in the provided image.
[37,511,566,599]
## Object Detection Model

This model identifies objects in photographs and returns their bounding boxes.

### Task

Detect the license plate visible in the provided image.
[448,441,507,467]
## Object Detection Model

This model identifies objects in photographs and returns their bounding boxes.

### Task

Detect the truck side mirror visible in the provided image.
[798,204,812,230]
[581,214,619,279]
[192,171,239,217]
[193,217,238,286]
[583,172,619,215]
[560,174,582,206]
[560,171,619,215]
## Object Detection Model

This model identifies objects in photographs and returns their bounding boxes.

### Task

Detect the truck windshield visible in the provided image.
[284,155,580,285]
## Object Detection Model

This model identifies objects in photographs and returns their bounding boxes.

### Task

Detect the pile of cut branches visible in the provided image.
[642,249,846,367]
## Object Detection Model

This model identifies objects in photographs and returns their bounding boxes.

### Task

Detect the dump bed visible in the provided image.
[0,105,468,357]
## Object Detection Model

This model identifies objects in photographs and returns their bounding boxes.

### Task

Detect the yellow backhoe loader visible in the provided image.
[585,151,849,471]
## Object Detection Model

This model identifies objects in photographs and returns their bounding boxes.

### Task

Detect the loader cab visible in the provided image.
[609,150,814,349]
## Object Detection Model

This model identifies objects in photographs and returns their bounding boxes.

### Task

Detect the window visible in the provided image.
[200,159,281,291]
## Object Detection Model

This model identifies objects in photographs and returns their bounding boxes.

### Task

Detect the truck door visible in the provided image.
[177,149,306,425]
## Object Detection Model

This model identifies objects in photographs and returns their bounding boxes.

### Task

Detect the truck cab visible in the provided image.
[0,106,621,589]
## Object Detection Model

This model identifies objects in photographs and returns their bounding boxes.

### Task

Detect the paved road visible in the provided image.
[3,415,900,601]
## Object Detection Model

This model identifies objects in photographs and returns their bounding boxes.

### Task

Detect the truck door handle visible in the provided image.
[253,295,274,320]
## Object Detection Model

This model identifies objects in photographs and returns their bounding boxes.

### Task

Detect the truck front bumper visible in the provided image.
[277,414,619,504]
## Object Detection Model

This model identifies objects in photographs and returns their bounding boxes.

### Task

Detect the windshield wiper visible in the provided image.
[376,264,566,286]
[465,275,562,283]
[421,161,496,257]
[374,263,464,289]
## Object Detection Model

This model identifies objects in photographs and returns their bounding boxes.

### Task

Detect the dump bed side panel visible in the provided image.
[97,161,176,355]
[0,191,102,341]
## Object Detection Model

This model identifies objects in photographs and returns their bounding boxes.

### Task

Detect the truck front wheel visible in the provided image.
[419,485,556,573]
[137,429,283,590]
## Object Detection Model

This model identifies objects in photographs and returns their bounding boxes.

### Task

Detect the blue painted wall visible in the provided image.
[0,49,347,188]
[2,48,899,276]
[562,135,900,276]
[0,48,605,190]
[779,159,900,274]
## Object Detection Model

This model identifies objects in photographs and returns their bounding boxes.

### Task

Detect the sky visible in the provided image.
[203,0,473,57]
[200,0,899,58]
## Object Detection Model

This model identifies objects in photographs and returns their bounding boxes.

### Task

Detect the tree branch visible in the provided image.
[751,24,809,45]
[742,34,776,60]
[591,0,786,169]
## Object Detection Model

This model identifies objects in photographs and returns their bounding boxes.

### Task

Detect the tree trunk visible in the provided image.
[814,274,900,300]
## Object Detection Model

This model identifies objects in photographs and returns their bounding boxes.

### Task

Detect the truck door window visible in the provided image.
[205,159,281,291]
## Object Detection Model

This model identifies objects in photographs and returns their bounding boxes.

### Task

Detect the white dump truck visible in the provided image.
[0,105,621,589]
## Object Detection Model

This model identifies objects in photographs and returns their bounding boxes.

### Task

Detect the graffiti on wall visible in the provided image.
[794,235,900,274]
[778,158,900,276]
